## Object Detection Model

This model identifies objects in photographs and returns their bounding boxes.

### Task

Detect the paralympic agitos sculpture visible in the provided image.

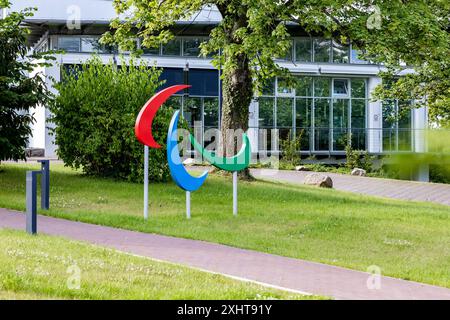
[135,85,251,218]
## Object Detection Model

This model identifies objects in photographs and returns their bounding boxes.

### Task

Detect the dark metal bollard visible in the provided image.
[38,160,50,210]
[26,160,50,235]
[26,170,40,234]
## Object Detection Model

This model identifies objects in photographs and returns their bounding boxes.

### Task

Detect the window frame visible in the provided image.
[332,78,350,98]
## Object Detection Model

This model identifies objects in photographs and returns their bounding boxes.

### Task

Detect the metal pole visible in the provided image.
[186,191,191,219]
[39,160,50,210]
[26,171,38,234]
[144,145,149,220]
[218,50,222,129]
[233,171,238,216]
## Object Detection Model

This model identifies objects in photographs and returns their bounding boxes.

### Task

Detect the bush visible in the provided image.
[280,130,303,166]
[429,165,450,184]
[49,56,176,182]
[345,135,373,172]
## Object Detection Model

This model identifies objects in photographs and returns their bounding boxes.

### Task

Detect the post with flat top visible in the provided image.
[26,171,39,234]
[233,171,238,216]
[25,160,51,235]
[38,160,50,210]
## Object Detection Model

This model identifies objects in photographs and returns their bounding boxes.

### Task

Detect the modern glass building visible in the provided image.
[7,0,428,160]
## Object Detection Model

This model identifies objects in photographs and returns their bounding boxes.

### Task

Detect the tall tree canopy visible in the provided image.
[102,0,450,161]
[0,0,54,162]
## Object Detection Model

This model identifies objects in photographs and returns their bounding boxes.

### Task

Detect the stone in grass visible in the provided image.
[295,165,311,172]
[303,173,333,188]
[351,168,367,177]
[182,158,197,166]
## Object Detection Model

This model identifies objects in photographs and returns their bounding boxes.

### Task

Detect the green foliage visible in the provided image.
[0,229,310,300]
[49,56,173,182]
[2,163,450,288]
[430,165,450,184]
[385,130,450,181]
[102,0,449,128]
[0,0,54,162]
[345,137,373,172]
[280,130,303,166]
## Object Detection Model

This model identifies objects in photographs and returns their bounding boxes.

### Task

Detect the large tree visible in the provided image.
[103,0,449,173]
[0,0,54,162]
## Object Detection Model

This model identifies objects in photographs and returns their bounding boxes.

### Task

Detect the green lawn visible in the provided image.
[0,229,314,299]
[1,163,449,288]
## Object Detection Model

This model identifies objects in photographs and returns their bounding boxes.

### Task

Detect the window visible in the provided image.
[162,39,181,56]
[258,76,368,153]
[397,101,412,151]
[78,37,117,53]
[351,99,366,150]
[295,76,313,97]
[183,97,202,127]
[277,78,294,96]
[313,39,331,63]
[183,38,203,57]
[382,100,412,152]
[350,46,368,64]
[165,96,182,110]
[203,97,219,148]
[258,97,275,151]
[333,79,349,97]
[314,77,331,97]
[295,98,312,150]
[277,98,294,128]
[332,40,349,64]
[314,98,330,150]
[295,38,312,62]
[159,68,184,90]
[57,37,80,52]
[276,40,293,61]
[277,98,294,146]
[262,79,275,96]
[81,38,100,52]
[258,97,275,128]
[332,98,349,150]
[142,43,160,55]
[351,79,366,98]
[203,97,219,128]
[188,69,219,96]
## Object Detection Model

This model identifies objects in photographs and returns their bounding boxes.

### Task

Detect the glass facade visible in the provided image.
[57,37,81,52]
[56,36,117,53]
[258,76,368,152]
[56,27,420,156]
[382,100,413,152]
[158,68,220,151]
[60,61,416,155]
[183,38,203,57]
[295,38,312,62]
[53,35,368,64]
[162,39,181,56]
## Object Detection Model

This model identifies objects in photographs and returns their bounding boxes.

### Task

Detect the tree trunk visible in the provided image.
[220,53,254,180]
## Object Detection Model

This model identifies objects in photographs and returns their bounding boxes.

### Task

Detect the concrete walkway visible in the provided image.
[1,208,449,300]
[251,169,450,206]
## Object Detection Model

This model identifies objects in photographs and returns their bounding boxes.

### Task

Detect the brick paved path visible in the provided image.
[1,208,449,300]
[250,169,450,206]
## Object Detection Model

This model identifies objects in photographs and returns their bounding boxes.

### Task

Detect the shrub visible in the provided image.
[49,56,176,182]
[280,130,303,166]
[345,134,373,172]
[430,165,450,184]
